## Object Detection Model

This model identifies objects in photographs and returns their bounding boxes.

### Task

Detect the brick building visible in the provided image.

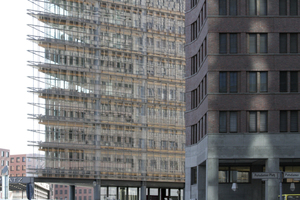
[53,185,93,200]
[10,154,26,177]
[0,148,10,172]
[184,0,300,199]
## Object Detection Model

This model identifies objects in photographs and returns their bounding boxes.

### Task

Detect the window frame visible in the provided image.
[248,111,268,132]
[248,33,268,53]
[248,71,268,93]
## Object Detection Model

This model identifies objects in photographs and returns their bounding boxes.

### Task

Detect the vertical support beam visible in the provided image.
[198,165,206,200]
[141,182,146,200]
[251,165,262,200]
[93,180,101,200]
[161,188,166,200]
[69,185,75,200]
[158,188,161,200]
[206,158,218,200]
[147,187,150,200]
[265,158,279,200]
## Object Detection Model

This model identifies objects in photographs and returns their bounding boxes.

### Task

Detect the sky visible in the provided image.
[0,1,34,154]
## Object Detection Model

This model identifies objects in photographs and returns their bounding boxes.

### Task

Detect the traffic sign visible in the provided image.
[252,172,279,179]
[284,172,300,179]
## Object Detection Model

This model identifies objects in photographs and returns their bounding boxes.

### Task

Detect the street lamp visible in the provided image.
[231,183,238,192]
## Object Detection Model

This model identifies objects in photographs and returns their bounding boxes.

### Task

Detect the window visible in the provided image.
[280,33,298,53]
[248,0,267,15]
[191,75,207,109]
[22,157,26,162]
[149,140,155,148]
[150,160,157,169]
[11,158,14,163]
[190,113,207,144]
[280,71,298,92]
[280,111,299,132]
[219,72,238,93]
[219,0,237,15]
[191,21,197,41]
[191,123,198,144]
[170,161,178,170]
[6,152,9,157]
[16,165,21,171]
[248,33,268,53]
[191,0,199,8]
[248,72,268,92]
[89,189,91,194]
[10,166,14,171]
[191,54,198,75]
[248,111,268,132]
[1,151,4,157]
[219,111,238,133]
[22,165,26,170]
[219,33,238,54]
[79,189,82,194]
[219,166,250,183]
[161,141,168,149]
[65,190,67,194]
[191,167,197,185]
[191,37,207,75]
[280,0,298,15]
[16,157,20,163]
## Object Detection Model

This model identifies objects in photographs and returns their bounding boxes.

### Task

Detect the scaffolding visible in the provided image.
[28,0,185,183]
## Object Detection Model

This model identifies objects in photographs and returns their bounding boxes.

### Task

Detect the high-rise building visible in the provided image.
[185,0,300,199]
[28,0,186,199]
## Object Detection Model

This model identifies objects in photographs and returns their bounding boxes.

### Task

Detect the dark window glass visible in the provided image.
[260,0,267,15]
[230,72,238,93]
[260,34,268,53]
[249,72,257,92]
[249,34,257,53]
[219,34,227,54]
[260,111,268,132]
[191,167,197,184]
[219,0,227,15]
[279,0,287,15]
[290,72,298,92]
[249,0,257,15]
[280,33,287,53]
[230,112,237,132]
[229,0,237,15]
[280,111,288,132]
[290,34,298,53]
[260,72,268,92]
[219,112,227,133]
[249,112,257,132]
[230,34,237,53]
[290,0,298,15]
[280,71,288,92]
[219,72,227,93]
[291,111,298,132]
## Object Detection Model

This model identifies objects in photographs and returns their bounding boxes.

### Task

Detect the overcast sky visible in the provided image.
[0,1,34,154]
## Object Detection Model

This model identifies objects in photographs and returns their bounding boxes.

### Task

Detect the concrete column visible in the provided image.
[206,158,218,200]
[69,185,75,200]
[94,180,101,200]
[265,158,279,200]
[198,165,206,200]
[141,182,146,200]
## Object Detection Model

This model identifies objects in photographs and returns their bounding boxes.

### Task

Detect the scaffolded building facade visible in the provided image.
[28,0,185,198]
